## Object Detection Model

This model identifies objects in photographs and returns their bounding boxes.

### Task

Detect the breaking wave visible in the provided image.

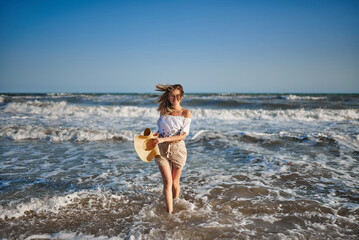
[3,100,359,122]
[283,94,327,100]
[0,125,134,142]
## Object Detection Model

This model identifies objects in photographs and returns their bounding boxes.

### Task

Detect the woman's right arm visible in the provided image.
[153,132,187,146]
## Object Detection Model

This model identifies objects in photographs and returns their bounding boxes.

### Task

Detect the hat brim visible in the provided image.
[134,129,160,162]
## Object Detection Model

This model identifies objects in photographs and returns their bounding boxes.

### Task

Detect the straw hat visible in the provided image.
[134,128,160,162]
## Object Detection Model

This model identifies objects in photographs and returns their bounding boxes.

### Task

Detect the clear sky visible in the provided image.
[0,0,358,93]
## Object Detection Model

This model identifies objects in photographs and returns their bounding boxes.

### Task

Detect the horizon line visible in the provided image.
[1,92,359,95]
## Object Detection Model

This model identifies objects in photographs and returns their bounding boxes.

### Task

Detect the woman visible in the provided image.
[152,84,191,214]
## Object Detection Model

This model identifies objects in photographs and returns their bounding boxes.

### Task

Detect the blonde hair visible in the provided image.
[155,84,184,116]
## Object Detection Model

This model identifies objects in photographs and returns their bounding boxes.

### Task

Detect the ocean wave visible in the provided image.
[0,192,76,220]
[0,125,134,142]
[0,189,125,220]
[333,134,359,152]
[3,100,158,119]
[2,123,357,151]
[191,130,359,153]
[283,95,327,100]
[3,100,359,122]
[25,232,123,240]
[192,108,359,121]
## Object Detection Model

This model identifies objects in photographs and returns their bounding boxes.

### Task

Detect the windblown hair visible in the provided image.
[155,84,184,116]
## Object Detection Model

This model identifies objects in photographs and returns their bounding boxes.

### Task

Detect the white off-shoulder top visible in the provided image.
[157,115,191,138]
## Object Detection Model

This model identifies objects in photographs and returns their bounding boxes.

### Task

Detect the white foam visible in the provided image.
[173,198,196,211]
[0,192,77,220]
[284,95,327,100]
[0,189,124,220]
[198,221,231,228]
[25,232,123,240]
[333,134,359,152]
[190,130,210,141]
[3,100,159,119]
[252,214,280,224]
[191,108,359,122]
[4,100,359,122]
[0,125,134,142]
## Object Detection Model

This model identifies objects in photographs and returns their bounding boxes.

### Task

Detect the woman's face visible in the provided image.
[168,89,183,106]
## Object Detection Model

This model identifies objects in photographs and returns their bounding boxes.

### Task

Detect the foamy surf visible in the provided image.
[3,100,359,122]
[3,101,159,119]
[0,189,127,220]
[0,125,134,142]
[25,232,124,240]
[283,94,327,100]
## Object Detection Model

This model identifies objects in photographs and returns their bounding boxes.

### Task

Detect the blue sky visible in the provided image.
[0,0,358,93]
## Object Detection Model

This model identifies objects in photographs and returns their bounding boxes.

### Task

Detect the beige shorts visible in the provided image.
[155,140,187,169]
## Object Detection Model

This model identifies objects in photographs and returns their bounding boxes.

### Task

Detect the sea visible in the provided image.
[0,93,358,240]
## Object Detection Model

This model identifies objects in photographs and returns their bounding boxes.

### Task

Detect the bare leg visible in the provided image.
[158,164,173,213]
[172,166,183,199]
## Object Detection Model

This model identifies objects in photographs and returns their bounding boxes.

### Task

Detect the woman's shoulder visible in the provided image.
[181,108,191,118]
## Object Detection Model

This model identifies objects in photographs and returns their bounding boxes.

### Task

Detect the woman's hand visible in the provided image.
[152,137,165,147]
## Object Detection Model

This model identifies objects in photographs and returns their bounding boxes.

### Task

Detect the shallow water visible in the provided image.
[0,93,358,239]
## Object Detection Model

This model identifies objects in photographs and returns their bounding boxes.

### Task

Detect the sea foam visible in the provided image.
[0,125,134,142]
[4,100,358,122]
[0,188,125,220]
